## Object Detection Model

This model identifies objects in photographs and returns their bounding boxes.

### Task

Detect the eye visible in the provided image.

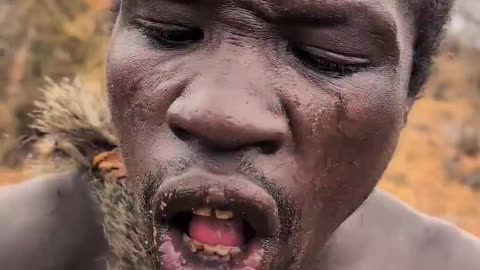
[135,19,204,49]
[290,45,369,78]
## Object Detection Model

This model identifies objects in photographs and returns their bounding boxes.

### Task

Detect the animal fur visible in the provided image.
[93,180,155,270]
[26,78,118,170]
[27,78,155,269]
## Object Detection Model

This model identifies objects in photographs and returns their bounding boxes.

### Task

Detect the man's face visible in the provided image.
[107,0,414,269]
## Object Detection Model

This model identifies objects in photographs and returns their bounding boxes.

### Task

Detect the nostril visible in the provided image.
[170,125,193,141]
[167,110,286,154]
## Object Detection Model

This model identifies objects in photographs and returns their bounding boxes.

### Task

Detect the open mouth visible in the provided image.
[152,172,280,270]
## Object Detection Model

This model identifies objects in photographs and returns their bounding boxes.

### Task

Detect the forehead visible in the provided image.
[132,0,402,23]
[129,0,410,43]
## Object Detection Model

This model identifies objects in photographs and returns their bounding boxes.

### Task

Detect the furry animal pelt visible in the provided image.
[93,180,155,269]
[26,78,155,270]
[27,78,118,171]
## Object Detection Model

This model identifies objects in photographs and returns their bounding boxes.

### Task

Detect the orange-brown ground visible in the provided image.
[380,98,480,236]
[380,50,480,236]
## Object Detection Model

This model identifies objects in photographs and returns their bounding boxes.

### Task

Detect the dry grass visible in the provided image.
[0,0,111,164]
[1,1,479,237]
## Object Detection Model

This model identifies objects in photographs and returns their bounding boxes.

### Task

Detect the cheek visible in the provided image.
[287,76,404,168]
[340,99,402,190]
[282,72,405,219]
[107,29,179,118]
[339,75,405,159]
[280,74,406,256]
[107,30,149,125]
[106,30,190,174]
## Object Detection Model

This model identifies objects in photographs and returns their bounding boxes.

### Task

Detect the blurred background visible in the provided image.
[0,0,479,236]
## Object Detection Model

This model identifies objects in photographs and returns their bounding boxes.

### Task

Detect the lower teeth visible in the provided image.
[183,233,241,261]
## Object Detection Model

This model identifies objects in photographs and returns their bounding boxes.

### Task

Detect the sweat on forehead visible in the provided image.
[128,0,396,22]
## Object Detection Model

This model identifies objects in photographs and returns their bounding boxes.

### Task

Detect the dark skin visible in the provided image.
[0,172,107,270]
[322,192,480,270]
[1,0,479,269]
[1,175,479,270]
[106,0,479,269]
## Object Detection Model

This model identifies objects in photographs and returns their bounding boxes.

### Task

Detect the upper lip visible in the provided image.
[152,169,281,239]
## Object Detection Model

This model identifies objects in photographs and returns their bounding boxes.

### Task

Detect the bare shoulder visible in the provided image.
[414,205,480,270]
[322,190,480,270]
[0,171,108,270]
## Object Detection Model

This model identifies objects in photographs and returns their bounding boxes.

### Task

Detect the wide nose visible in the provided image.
[166,74,288,154]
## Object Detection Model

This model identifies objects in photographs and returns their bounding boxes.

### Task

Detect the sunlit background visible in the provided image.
[0,0,479,236]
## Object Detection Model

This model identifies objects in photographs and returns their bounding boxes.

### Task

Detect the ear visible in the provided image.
[112,0,121,12]
[403,91,423,127]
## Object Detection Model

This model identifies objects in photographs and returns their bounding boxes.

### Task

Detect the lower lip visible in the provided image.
[152,170,281,269]
[156,228,265,270]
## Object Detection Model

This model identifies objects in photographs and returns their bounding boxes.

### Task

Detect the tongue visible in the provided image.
[188,215,245,247]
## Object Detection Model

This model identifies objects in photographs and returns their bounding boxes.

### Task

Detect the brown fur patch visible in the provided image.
[92,180,155,270]
[26,78,155,269]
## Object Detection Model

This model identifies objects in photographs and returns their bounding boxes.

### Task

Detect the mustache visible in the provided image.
[138,156,300,242]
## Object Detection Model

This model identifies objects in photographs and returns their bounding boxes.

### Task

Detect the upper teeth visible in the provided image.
[215,209,234,220]
[193,208,212,217]
[193,208,234,220]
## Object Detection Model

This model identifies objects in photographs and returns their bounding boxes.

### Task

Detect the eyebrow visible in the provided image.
[161,0,397,38]
[261,0,396,32]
